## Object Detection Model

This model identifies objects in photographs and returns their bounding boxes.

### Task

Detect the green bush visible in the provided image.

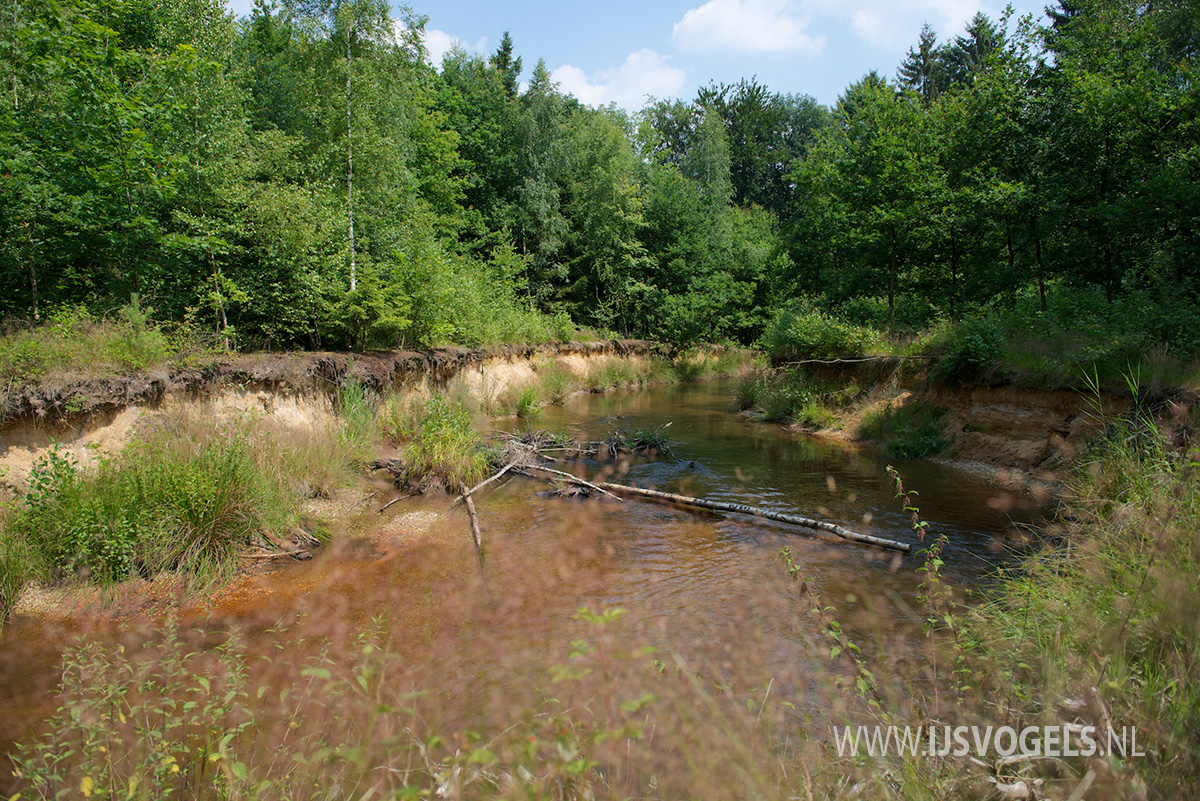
[930,318,1003,386]
[763,308,882,362]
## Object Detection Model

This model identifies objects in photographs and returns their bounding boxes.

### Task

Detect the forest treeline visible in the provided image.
[1,0,1197,357]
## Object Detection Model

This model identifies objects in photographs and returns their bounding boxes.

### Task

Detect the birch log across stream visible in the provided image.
[594,482,911,553]
[511,466,911,553]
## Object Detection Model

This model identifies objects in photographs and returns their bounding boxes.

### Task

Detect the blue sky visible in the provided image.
[224,0,1045,110]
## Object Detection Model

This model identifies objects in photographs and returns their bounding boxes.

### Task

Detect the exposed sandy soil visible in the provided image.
[0,340,665,493]
[793,369,1148,493]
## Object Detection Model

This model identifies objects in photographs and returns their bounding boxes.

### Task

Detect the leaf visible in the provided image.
[467,748,497,765]
[231,761,249,781]
[300,667,332,681]
[830,645,842,660]
[80,777,94,798]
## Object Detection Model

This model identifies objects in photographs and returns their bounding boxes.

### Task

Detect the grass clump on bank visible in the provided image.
[0,423,303,623]
[0,395,384,625]
[381,393,491,491]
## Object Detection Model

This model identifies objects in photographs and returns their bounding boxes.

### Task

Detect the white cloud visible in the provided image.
[553,50,687,111]
[419,28,488,68]
[672,0,825,54]
[806,0,987,49]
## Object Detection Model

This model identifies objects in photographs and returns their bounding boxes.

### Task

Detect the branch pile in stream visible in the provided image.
[371,429,910,554]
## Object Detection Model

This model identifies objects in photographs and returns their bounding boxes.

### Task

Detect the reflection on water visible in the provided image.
[0,380,1046,773]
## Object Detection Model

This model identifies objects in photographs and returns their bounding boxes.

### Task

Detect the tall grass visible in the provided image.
[967,411,1200,794]
[534,360,579,405]
[735,367,857,427]
[381,392,490,491]
[8,425,300,592]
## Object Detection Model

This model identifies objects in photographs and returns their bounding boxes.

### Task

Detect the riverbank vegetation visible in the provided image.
[3,0,1199,795]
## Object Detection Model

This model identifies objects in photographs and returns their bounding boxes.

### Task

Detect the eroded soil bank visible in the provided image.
[0,340,666,491]
[777,360,1163,489]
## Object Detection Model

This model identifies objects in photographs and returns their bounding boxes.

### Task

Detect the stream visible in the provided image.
[0,379,1047,777]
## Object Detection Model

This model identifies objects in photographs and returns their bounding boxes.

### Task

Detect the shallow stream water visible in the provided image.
[0,380,1047,778]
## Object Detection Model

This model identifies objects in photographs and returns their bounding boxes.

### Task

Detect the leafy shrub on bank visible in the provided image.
[928,317,1003,386]
[763,307,882,362]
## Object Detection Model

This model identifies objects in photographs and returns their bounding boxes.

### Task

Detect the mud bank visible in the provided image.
[0,340,666,491]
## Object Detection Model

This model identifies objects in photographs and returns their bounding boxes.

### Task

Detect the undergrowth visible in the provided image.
[3,423,300,600]
[381,393,490,491]
[967,409,1200,795]
[736,367,860,427]
[0,298,220,384]
[858,402,949,460]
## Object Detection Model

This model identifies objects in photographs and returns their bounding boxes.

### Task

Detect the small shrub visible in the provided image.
[930,318,1002,386]
[763,308,882,362]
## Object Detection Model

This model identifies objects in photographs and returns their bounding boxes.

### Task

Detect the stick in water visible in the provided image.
[461,491,485,567]
[525,465,623,500]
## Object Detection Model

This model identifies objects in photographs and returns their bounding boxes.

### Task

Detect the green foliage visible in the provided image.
[1,0,1197,379]
[858,402,948,459]
[763,307,883,362]
[929,317,1003,385]
[971,412,1200,791]
[0,301,193,383]
[385,393,489,491]
[736,367,854,427]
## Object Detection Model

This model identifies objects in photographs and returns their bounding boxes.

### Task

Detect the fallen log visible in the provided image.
[461,491,485,566]
[450,460,521,509]
[597,482,910,553]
